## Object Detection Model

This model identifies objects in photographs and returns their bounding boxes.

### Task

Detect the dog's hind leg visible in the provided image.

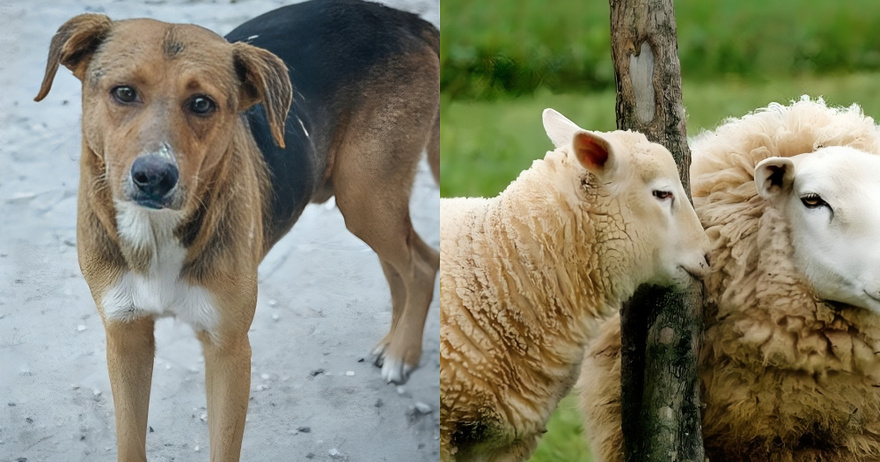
[104,317,155,462]
[368,224,440,376]
[330,41,439,384]
[332,83,440,383]
[335,155,439,383]
[372,260,407,361]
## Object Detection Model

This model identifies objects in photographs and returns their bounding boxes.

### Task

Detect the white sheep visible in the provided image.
[439,108,710,461]
[580,98,880,461]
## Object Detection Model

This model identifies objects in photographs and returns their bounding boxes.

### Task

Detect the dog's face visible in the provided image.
[36,14,291,213]
[83,19,242,211]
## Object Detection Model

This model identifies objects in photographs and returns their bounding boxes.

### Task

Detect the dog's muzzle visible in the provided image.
[129,154,179,209]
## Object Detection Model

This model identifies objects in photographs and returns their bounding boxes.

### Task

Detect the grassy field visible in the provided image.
[531,394,594,462]
[440,0,880,460]
[440,73,880,198]
[441,0,880,99]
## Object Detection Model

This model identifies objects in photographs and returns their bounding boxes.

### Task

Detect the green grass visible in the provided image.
[531,394,594,462]
[440,72,880,198]
[441,0,880,99]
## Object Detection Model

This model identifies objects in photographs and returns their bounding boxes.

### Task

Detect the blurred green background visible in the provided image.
[439,0,880,460]
[440,0,880,198]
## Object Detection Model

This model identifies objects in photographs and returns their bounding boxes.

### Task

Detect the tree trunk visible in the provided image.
[609,0,706,460]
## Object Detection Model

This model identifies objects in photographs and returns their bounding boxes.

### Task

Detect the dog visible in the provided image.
[34,0,439,460]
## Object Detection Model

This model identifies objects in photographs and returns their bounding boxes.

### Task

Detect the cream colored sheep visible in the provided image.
[440,108,710,461]
[580,98,880,461]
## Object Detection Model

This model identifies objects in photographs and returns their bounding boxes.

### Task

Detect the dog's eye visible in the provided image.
[187,96,217,116]
[653,190,674,201]
[111,86,139,104]
[800,193,828,209]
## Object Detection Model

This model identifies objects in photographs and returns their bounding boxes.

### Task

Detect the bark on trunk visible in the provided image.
[609,0,706,460]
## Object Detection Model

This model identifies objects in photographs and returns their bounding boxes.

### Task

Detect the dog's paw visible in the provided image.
[381,356,415,385]
[370,341,417,384]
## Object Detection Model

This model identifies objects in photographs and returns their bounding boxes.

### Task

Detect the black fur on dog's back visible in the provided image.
[225,0,439,248]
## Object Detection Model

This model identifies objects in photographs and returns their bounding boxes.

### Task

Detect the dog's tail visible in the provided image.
[395,5,438,57]
[428,101,439,185]
[419,23,439,58]
[414,20,439,184]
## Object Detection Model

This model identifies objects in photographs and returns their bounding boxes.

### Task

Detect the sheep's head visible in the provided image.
[756,147,880,313]
[542,108,710,290]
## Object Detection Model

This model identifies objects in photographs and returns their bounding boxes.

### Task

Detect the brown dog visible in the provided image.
[34,1,439,460]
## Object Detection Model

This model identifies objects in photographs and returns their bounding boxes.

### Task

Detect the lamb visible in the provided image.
[579,98,880,461]
[439,108,710,461]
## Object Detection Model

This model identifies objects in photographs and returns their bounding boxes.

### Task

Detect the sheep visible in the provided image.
[439,108,710,461]
[579,97,880,462]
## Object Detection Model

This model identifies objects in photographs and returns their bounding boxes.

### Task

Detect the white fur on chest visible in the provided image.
[101,202,219,333]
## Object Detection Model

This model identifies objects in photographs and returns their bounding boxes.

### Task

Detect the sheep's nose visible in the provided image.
[686,252,711,280]
[130,155,178,208]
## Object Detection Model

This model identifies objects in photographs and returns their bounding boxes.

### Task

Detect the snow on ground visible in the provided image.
[0,1,439,461]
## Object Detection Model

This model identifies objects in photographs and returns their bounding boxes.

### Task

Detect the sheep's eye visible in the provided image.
[800,193,828,209]
[111,85,139,104]
[187,95,217,116]
[653,190,674,200]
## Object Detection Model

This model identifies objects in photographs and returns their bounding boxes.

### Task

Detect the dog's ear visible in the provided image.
[35,14,113,102]
[232,42,293,148]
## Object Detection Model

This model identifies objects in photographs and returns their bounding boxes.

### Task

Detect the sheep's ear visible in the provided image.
[755,157,796,201]
[572,130,617,179]
[35,14,113,102]
[543,108,583,149]
[543,108,619,180]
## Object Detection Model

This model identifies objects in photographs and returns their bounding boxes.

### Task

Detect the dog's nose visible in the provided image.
[130,155,179,203]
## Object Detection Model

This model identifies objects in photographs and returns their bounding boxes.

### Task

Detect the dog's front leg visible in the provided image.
[104,317,156,462]
[198,328,252,462]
